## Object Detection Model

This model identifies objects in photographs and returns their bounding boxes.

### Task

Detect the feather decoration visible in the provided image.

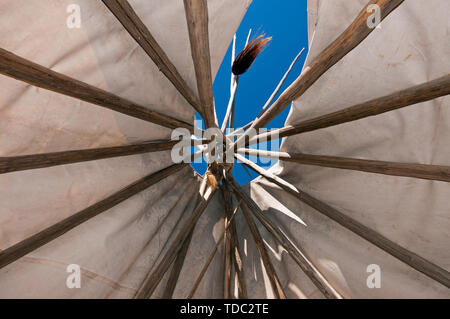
[231,34,272,75]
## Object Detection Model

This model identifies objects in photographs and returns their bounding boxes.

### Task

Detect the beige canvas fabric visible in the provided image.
[0,0,448,299]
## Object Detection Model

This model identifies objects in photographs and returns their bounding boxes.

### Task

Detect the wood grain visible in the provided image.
[186,197,241,299]
[240,157,450,289]
[135,184,218,299]
[227,168,342,299]
[162,229,194,299]
[228,211,248,299]
[184,0,217,128]
[223,186,248,299]
[250,0,405,130]
[238,149,450,183]
[0,140,178,175]
[248,74,450,145]
[237,200,286,299]
[0,163,188,270]
[102,0,202,115]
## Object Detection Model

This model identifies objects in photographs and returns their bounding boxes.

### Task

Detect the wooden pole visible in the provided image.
[227,121,252,139]
[230,34,237,95]
[239,156,450,289]
[237,149,450,183]
[247,74,450,145]
[223,29,253,134]
[0,48,193,131]
[184,0,217,128]
[237,199,286,299]
[227,168,342,299]
[102,0,202,115]
[186,198,242,299]
[223,226,232,299]
[161,229,195,299]
[228,212,248,299]
[0,163,188,270]
[228,36,236,132]
[223,185,248,299]
[245,29,253,46]
[226,29,253,136]
[135,180,218,298]
[227,47,305,139]
[0,140,178,175]
[260,48,305,114]
[249,0,404,130]
[148,189,198,298]
[235,0,405,147]
[221,76,239,133]
[230,212,248,299]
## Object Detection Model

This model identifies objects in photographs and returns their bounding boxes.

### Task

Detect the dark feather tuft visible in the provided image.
[232,34,272,75]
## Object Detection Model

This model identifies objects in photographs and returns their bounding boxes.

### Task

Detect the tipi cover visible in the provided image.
[0,0,448,300]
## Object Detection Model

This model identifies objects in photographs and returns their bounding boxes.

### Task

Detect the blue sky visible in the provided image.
[192,0,309,184]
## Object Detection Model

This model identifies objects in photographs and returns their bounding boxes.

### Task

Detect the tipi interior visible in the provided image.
[0,0,449,298]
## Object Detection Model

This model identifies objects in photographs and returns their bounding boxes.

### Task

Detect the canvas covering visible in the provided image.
[0,0,449,298]
[0,0,251,298]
